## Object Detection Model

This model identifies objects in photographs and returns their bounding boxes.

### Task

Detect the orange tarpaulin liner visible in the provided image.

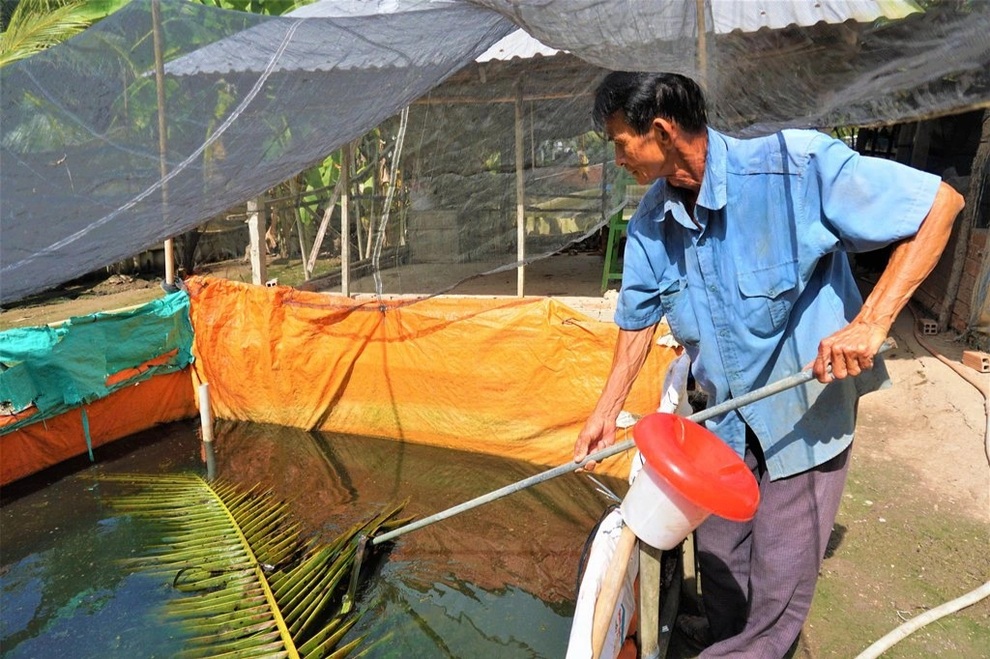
[1,370,197,486]
[187,276,676,478]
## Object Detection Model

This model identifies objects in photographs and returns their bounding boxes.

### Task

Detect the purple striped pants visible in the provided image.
[695,433,852,658]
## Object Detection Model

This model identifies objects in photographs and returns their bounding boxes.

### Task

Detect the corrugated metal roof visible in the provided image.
[475,28,559,62]
[712,0,923,34]
[163,2,513,76]
[288,0,458,18]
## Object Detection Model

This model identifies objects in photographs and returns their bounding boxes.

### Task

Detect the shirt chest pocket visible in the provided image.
[660,277,702,347]
[736,261,799,337]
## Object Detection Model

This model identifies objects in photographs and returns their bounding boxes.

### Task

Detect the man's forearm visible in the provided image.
[857,182,965,332]
[592,324,658,420]
[815,181,964,381]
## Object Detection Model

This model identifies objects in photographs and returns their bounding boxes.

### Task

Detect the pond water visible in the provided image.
[1,419,625,657]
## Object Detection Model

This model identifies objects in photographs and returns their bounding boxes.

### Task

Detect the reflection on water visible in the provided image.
[1,420,203,658]
[1,419,624,657]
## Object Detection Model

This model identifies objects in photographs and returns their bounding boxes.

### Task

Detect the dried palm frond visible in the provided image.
[98,473,411,659]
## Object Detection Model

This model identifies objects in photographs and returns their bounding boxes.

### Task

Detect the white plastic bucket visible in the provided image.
[620,462,710,550]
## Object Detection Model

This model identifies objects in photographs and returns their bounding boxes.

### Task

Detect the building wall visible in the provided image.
[857,110,988,346]
[915,227,986,336]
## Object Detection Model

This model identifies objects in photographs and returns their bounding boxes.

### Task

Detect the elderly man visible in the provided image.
[574,72,964,657]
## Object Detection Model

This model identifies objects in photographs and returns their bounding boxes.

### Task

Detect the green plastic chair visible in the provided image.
[601,206,629,293]
[601,183,650,293]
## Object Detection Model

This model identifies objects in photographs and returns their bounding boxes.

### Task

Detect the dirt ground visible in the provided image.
[1,254,987,657]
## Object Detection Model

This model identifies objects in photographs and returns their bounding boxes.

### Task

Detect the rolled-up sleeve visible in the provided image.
[810,133,941,252]
[614,214,668,331]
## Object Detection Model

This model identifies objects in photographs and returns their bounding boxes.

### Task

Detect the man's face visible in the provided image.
[605,112,669,185]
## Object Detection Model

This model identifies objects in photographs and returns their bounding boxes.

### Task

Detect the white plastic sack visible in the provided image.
[629,351,691,485]
[565,508,638,659]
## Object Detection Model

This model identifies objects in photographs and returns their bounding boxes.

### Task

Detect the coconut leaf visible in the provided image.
[98,473,406,658]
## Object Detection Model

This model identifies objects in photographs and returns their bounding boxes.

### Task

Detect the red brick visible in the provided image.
[962,350,990,373]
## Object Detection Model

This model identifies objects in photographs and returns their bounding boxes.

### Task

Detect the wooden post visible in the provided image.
[895,122,917,164]
[163,240,176,285]
[695,0,708,91]
[600,144,609,227]
[366,135,381,260]
[247,196,266,285]
[341,143,352,296]
[638,543,662,658]
[910,120,932,169]
[290,177,310,281]
[592,524,637,658]
[307,171,345,274]
[682,531,700,609]
[296,216,310,281]
[151,0,175,287]
[515,83,526,297]
[530,101,536,169]
[354,197,365,260]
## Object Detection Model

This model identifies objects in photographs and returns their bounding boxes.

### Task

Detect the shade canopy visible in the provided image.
[2,0,988,304]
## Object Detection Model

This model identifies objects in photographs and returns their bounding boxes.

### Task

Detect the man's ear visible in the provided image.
[652,117,674,144]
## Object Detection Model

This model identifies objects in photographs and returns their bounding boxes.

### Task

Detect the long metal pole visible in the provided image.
[371,338,895,546]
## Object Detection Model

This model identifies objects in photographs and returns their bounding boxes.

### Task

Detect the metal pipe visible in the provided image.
[371,338,895,546]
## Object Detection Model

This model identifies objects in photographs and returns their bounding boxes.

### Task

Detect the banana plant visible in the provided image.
[99,473,411,658]
[0,0,129,68]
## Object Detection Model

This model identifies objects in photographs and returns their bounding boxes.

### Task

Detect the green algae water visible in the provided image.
[1,420,622,657]
[0,422,202,658]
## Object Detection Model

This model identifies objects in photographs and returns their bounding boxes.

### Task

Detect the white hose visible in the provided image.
[854,580,990,659]
[854,306,990,658]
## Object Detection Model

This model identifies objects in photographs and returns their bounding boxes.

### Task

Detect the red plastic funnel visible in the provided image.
[632,413,759,522]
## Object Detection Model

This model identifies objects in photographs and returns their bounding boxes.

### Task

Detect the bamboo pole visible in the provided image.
[354,197,365,260]
[530,101,535,169]
[366,135,381,260]
[290,177,310,281]
[515,82,526,297]
[296,216,310,281]
[306,168,346,274]
[341,143,352,296]
[695,0,708,91]
[151,0,175,287]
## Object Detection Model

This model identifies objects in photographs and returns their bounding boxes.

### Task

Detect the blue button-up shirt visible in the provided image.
[615,128,940,479]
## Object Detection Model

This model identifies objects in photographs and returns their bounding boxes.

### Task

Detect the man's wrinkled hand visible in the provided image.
[813,321,888,383]
[573,415,617,471]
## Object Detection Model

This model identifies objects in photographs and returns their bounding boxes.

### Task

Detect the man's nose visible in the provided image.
[614,147,625,167]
